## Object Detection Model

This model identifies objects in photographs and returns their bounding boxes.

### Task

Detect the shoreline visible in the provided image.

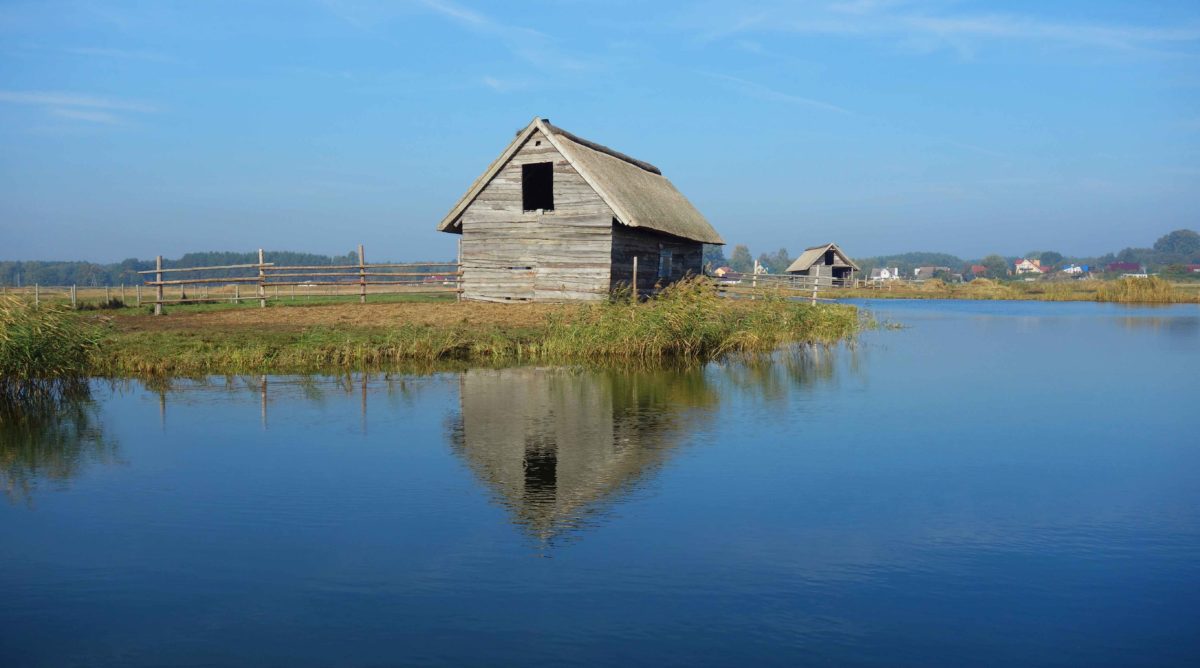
[77,287,861,377]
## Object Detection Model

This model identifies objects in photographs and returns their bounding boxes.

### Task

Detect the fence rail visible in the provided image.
[712,272,845,303]
[132,246,461,314]
[3,250,856,311]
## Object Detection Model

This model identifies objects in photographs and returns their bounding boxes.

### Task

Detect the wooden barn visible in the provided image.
[437,117,724,302]
[785,243,859,285]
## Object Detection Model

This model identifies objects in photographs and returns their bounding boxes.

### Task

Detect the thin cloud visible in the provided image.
[65,46,177,63]
[701,71,851,114]
[418,0,494,30]
[481,76,529,93]
[700,1,1200,56]
[0,90,157,124]
[49,108,120,124]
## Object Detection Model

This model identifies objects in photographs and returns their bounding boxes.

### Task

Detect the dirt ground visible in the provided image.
[105,301,575,334]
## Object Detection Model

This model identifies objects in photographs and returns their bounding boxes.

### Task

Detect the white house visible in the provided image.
[869,267,901,282]
[1014,258,1045,275]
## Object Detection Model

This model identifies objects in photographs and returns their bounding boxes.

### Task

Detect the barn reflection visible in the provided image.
[449,366,717,543]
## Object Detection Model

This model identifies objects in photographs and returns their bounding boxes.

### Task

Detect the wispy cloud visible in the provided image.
[694,1,1200,57]
[64,46,176,63]
[700,71,851,114]
[49,108,120,124]
[481,76,529,93]
[0,90,157,124]
[322,0,593,74]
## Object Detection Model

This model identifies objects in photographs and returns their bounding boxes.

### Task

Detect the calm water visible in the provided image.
[2,299,1198,667]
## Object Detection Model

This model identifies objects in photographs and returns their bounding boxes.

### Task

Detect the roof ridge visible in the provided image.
[542,121,662,175]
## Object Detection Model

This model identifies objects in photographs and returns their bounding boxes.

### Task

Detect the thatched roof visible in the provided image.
[786,242,860,273]
[437,117,724,245]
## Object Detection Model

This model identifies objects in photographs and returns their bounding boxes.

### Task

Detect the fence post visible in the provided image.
[632,255,638,302]
[136,284,141,307]
[358,243,366,304]
[234,284,240,304]
[155,256,163,315]
[34,283,39,306]
[257,248,266,308]
[71,284,77,309]
[105,285,111,302]
[811,278,818,306]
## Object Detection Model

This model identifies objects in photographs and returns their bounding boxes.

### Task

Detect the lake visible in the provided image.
[2,299,1198,667]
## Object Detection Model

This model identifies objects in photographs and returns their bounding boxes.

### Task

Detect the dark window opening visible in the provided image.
[824,249,836,265]
[522,162,554,211]
[523,445,557,502]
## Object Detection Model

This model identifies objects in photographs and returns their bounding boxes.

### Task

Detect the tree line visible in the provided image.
[705,229,1199,279]
[0,250,456,286]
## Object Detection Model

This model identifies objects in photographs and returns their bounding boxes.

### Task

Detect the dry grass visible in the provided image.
[84,279,860,375]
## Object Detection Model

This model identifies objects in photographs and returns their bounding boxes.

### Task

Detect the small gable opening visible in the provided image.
[522,162,554,212]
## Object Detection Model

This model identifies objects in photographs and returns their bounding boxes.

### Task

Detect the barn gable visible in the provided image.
[438,117,722,245]
[457,128,615,302]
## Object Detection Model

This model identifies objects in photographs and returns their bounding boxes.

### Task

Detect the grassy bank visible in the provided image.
[78,279,860,376]
[839,277,1200,303]
[0,297,99,406]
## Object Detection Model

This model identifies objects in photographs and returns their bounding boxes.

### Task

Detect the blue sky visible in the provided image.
[1,0,1198,263]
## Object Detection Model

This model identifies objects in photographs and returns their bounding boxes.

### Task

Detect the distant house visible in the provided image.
[1107,262,1142,274]
[437,117,724,302]
[785,243,859,284]
[1061,264,1086,275]
[869,267,901,282]
[1187,264,1200,274]
[712,266,736,278]
[968,264,988,276]
[913,266,951,280]
[1014,258,1045,275]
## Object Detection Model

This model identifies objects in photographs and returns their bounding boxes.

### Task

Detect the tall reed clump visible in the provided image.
[0,297,100,405]
[1094,276,1185,303]
[538,277,858,361]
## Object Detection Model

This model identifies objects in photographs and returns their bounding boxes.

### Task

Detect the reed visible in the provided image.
[1093,276,1182,303]
[0,297,100,405]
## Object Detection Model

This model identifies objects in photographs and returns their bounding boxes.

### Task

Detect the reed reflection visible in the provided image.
[0,397,119,504]
[448,366,720,543]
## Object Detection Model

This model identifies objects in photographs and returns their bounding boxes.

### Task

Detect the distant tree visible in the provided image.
[1153,229,1200,263]
[729,245,754,273]
[1038,251,1064,267]
[755,248,791,274]
[980,254,1009,279]
[702,244,727,270]
[771,247,791,273]
[851,251,964,278]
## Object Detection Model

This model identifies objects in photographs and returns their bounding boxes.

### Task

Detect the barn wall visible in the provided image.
[459,129,614,302]
[609,225,703,295]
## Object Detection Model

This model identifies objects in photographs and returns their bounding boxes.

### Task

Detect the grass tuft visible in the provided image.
[0,297,100,405]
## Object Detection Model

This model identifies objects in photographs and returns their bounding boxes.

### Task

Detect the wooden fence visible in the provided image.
[713,272,843,304]
[2,253,852,311]
[138,245,459,314]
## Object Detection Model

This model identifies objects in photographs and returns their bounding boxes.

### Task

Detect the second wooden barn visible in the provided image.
[437,117,724,302]
[786,242,860,286]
